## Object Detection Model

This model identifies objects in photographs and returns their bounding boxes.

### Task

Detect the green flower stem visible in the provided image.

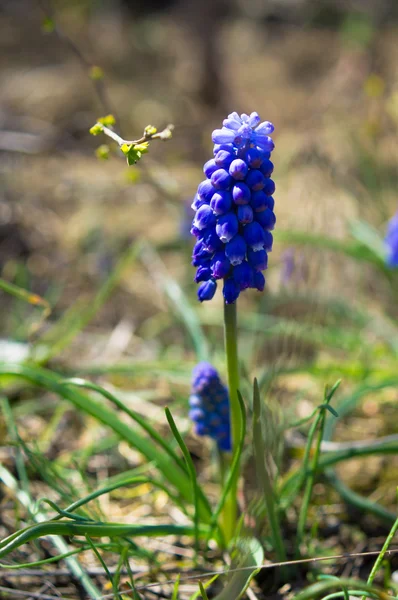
[222,302,242,545]
[224,302,242,451]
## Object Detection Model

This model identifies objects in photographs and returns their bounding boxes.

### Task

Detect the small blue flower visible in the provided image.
[385,212,398,268]
[233,261,253,290]
[245,169,265,191]
[243,221,266,251]
[197,279,217,302]
[210,190,232,215]
[232,182,251,205]
[211,169,233,191]
[189,362,231,452]
[214,150,235,169]
[191,112,276,301]
[263,177,276,196]
[255,208,276,230]
[193,204,216,230]
[247,247,268,271]
[203,159,218,178]
[211,251,231,279]
[237,204,253,224]
[229,159,248,180]
[260,159,274,177]
[250,190,268,213]
[216,212,239,243]
[225,234,247,266]
[223,278,241,304]
[194,262,212,283]
[252,271,265,291]
[197,179,215,202]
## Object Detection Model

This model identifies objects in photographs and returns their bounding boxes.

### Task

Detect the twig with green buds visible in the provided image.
[90,115,174,165]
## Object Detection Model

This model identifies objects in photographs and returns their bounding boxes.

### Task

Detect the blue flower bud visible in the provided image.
[191,194,208,211]
[252,271,265,291]
[266,196,275,210]
[232,182,251,205]
[189,394,202,408]
[255,208,276,230]
[247,247,268,271]
[252,132,275,152]
[194,262,212,283]
[195,422,210,436]
[210,251,231,279]
[193,204,216,230]
[260,159,274,177]
[245,169,266,191]
[198,179,215,202]
[210,190,232,215]
[189,408,205,421]
[225,234,246,265]
[203,159,219,178]
[212,128,236,144]
[229,159,248,180]
[263,231,274,252]
[192,240,212,266]
[250,190,268,212]
[223,112,241,130]
[211,168,233,191]
[197,279,217,302]
[248,111,261,128]
[201,227,224,252]
[213,143,234,156]
[214,149,234,169]
[385,212,398,267]
[237,204,253,224]
[243,221,266,251]
[233,260,254,290]
[245,147,265,168]
[216,212,238,243]
[256,121,274,135]
[263,177,276,196]
[223,278,240,304]
[190,225,202,238]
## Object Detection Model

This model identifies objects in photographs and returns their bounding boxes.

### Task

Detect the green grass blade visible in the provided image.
[0,464,102,599]
[165,407,210,555]
[212,538,264,600]
[0,521,204,559]
[295,381,340,556]
[0,363,210,520]
[62,378,187,474]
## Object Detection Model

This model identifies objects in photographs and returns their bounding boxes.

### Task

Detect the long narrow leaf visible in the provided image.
[0,364,211,522]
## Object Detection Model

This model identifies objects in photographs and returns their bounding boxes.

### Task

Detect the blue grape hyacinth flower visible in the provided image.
[189,362,231,452]
[191,112,276,303]
[385,212,398,268]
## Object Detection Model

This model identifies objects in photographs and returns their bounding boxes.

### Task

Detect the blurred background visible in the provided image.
[1,0,398,504]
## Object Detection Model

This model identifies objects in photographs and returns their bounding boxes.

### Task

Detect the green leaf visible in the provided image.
[165,407,213,554]
[212,538,264,600]
[0,364,211,523]
[349,219,387,262]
